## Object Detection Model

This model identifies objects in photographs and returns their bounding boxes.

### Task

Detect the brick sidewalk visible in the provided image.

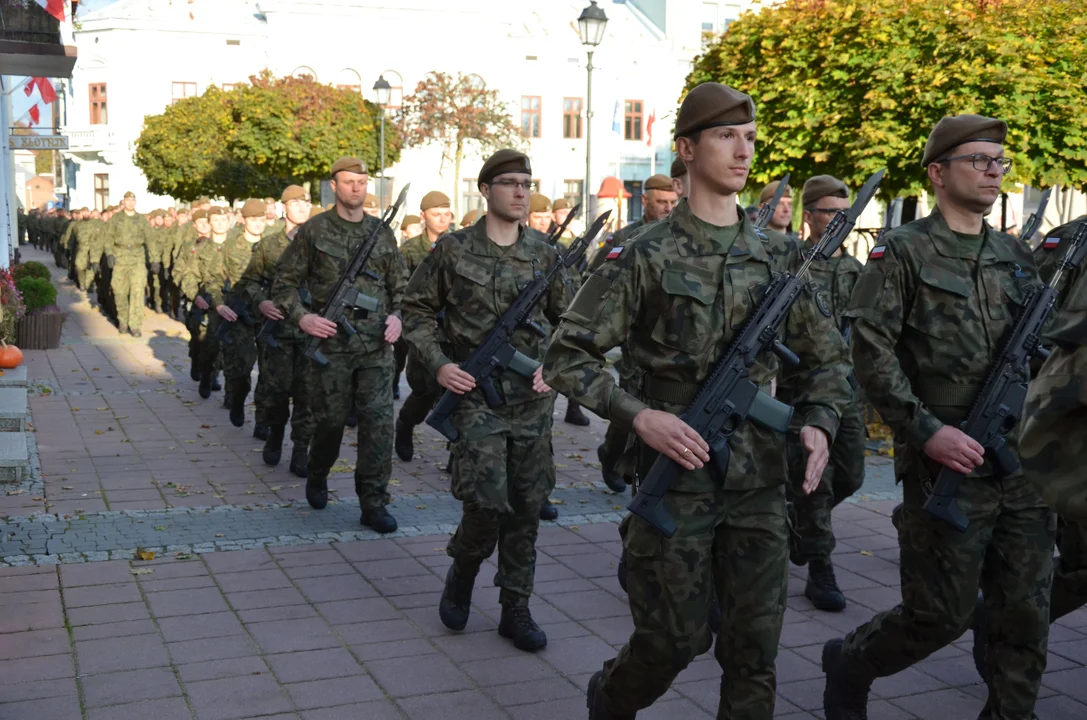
[1,247,1084,719]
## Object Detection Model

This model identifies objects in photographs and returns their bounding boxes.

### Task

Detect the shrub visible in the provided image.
[15,277,57,314]
[12,261,50,282]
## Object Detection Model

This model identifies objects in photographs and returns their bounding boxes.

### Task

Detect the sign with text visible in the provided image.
[8,135,68,150]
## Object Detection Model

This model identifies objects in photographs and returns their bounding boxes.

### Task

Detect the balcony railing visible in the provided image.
[66,127,122,152]
[0,0,62,45]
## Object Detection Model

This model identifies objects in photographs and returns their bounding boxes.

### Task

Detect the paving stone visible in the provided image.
[81,667,183,708]
[366,654,472,697]
[0,694,82,720]
[185,673,293,720]
[247,618,342,654]
[301,700,405,720]
[76,633,170,674]
[396,689,508,720]
[284,675,384,710]
[266,648,363,683]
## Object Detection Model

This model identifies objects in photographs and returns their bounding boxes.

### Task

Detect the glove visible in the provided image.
[107,255,115,268]
[150,262,161,273]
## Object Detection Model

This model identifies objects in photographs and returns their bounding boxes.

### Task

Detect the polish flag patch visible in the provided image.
[869,245,886,260]
[1043,236,1060,249]
[607,246,625,260]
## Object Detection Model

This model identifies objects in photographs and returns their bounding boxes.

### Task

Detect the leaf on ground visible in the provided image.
[136,549,156,561]
[94,430,104,435]
[130,568,154,575]
[551,499,567,505]
[416,504,428,510]
[153,525,167,531]
[859,550,874,557]
[215,533,225,538]
[270,486,281,491]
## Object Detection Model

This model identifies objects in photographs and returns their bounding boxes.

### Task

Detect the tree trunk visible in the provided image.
[453,137,464,222]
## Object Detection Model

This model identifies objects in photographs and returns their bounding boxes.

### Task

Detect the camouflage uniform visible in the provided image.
[89,219,115,321]
[145,225,167,313]
[397,232,445,429]
[197,231,260,401]
[240,226,315,447]
[272,211,407,511]
[71,219,99,291]
[779,244,866,565]
[403,221,573,605]
[52,214,70,268]
[543,199,852,717]
[176,234,210,368]
[587,217,644,275]
[170,223,199,316]
[837,208,1055,718]
[105,212,152,332]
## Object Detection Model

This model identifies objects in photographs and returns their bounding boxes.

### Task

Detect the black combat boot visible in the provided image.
[228,382,247,428]
[806,558,847,612]
[361,506,398,534]
[222,390,233,411]
[539,497,558,521]
[822,638,870,720]
[346,413,358,428]
[305,473,327,509]
[211,373,222,391]
[198,374,212,399]
[564,399,590,426]
[253,423,270,441]
[394,415,413,462]
[598,445,626,493]
[708,595,723,634]
[587,670,636,720]
[190,361,202,382]
[262,425,284,466]
[289,445,309,479]
[498,603,547,651]
[438,566,475,631]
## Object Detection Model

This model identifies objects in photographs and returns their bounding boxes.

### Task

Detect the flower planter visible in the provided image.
[16,312,65,350]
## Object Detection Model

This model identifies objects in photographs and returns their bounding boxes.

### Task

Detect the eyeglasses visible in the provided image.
[490,180,533,191]
[940,153,1012,175]
[806,208,842,215]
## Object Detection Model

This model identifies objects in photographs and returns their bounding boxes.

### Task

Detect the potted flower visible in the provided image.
[0,267,26,348]
[14,272,66,350]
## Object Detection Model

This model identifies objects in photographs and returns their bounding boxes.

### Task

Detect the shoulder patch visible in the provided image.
[606,246,625,261]
[1043,236,1060,250]
[814,287,833,318]
[869,244,886,260]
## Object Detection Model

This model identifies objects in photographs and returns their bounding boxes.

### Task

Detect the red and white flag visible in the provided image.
[25,77,58,105]
[28,105,41,125]
[34,0,66,23]
[645,110,655,147]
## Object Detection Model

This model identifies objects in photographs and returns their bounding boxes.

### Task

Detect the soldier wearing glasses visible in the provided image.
[822,115,1055,720]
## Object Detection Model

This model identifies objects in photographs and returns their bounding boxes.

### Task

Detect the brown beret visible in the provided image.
[670,157,687,179]
[801,175,849,208]
[529,194,552,214]
[330,156,368,177]
[461,209,479,227]
[400,214,421,231]
[478,149,531,187]
[674,82,756,139]
[263,197,275,204]
[643,174,672,192]
[281,185,307,203]
[759,181,793,204]
[207,205,228,217]
[191,209,208,221]
[420,191,451,212]
[552,198,571,211]
[363,195,378,209]
[922,114,1008,168]
[195,196,210,205]
[241,199,266,218]
[123,191,136,199]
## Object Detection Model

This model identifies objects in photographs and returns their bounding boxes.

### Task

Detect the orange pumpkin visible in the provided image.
[0,343,23,369]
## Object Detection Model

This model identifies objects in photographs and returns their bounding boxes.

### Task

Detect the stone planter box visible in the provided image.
[16,311,66,350]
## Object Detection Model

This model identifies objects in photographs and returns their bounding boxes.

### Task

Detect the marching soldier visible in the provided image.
[399,214,422,245]
[194,207,234,396]
[526,194,552,233]
[671,156,688,197]
[104,193,152,336]
[177,209,213,383]
[758,180,794,235]
[273,157,407,534]
[588,174,677,274]
[551,198,578,247]
[822,115,1054,720]
[145,210,168,313]
[460,209,479,229]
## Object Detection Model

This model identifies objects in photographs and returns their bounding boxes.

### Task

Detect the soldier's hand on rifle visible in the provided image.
[632,409,709,471]
[217,304,238,322]
[923,426,985,475]
[193,295,209,310]
[532,366,552,394]
[300,313,337,338]
[258,300,284,321]
[799,426,831,494]
[384,315,402,344]
[437,363,476,395]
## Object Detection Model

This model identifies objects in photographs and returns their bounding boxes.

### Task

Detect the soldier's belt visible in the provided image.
[915,384,982,408]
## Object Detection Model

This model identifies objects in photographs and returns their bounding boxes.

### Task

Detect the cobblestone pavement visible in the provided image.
[2,248,1084,720]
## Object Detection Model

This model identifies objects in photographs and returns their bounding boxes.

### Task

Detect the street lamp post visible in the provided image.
[372,75,392,210]
[578,1,608,216]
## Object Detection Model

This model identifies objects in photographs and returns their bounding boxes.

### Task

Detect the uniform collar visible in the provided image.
[467,217,540,262]
[668,198,769,262]
[927,206,1019,263]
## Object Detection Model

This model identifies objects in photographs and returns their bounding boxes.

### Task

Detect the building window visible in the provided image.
[172,82,197,104]
[702,2,741,45]
[89,83,107,125]
[563,180,583,207]
[521,96,541,139]
[624,100,643,141]
[462,179,484,218]
[562,97,583,140]
[221,83,237,92]
[336,84,361,93]
[94,173,109,211]
[624,180,644,221]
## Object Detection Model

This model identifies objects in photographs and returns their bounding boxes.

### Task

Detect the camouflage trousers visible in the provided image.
[111,263,146,331]
[601,487,789,719]
[841,474,1055,719]
[447,393,556,605]
[186,306,208,363]
[253,336,314,445]
[398,351,442,428]
[1051,516,1087,622]
[77,265,95,295]
[785,402,866,564]
[220,319,258,401]
[147,268,165,311]
[308,346,393,511]
[199,314,226,381]
[598,345,636,482]
[96,262,115,322]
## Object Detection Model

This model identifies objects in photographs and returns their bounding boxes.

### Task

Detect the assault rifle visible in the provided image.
[1021,187,1051,248]
[753,173,790,230]
[257,288,312,351]
[923,221,1087,531]
[189,290,214,324]
[426,207,610,442]
[303,185,410,367]
[628,169,885,537]
[215,279,257,346]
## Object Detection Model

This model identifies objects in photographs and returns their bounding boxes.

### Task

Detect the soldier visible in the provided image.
[104,192,152,336]
[403,148,572,652]
[73,210,102,293]
[362,194,381,218]
[145,210,169,313]
[759,180,794,235]
[262,197,283,235]
[177,209,213,383]
[399,214,422,245]
[52,208,71,268]
[16,208,26,247]
[588,174,677,274]
[394,191,452,460]
[460,209,479,229]
[243,185,314,473]
[551,198,578,247]
[526,194,552,234]
[193,207,234,397]
[543,82,851,719]
[821,115,1055,720]
[775,175,867,613]
[273,156,406,534]
[671,156,688,198]
[394,210,422,398]
[91,208,116,320]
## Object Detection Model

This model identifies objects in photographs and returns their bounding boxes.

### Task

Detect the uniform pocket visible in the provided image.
[650,267,718,355]
[905,266,972,338]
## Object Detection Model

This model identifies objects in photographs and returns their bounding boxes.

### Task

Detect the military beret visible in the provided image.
[478,149,531,187]
[280,185,307,203]
[552,198,571,211]
[195,196,210,205]
[643,174,672,192]
[759,180,793,204]
[670,157,687,179]
[461,209,480,227]
[420,191,451,212]
[801,175,849,208]
[191,209,208,221]
[674,82,756,139]
[400,214,421,231]
[529,194,552,213]
[330,156,368,177]
[922,114,1008,168]
[263,197,275,204]
[123,191,136,199]
[363,195,378,209]
[207,206,228,217]
[241,198,266,218]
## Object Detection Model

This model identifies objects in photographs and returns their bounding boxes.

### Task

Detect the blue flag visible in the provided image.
[612,99,621,134]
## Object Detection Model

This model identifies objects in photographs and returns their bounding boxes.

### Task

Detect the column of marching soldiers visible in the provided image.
[16,80,1087,720]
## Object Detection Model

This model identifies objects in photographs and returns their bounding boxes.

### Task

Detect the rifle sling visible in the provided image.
[915,384,982,408]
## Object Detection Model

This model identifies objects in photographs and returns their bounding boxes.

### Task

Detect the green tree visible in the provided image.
[399,71,523,217]
[135,72,400,202]
[688,0,1087,207]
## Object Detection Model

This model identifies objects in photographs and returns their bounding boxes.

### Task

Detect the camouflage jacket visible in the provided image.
[543,198,851,492]
[272,210,408,356]
[844,207,1038,481]
[83,219,109,266]
[176,235,209,300]
[105,212,152,266]
[196,230,260,306]
[400,232,441,276]
[402,220,576,407]
[146,227,168,266]
[761,228,802,274]
[587,217,645,274]
[240,226,305,341]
